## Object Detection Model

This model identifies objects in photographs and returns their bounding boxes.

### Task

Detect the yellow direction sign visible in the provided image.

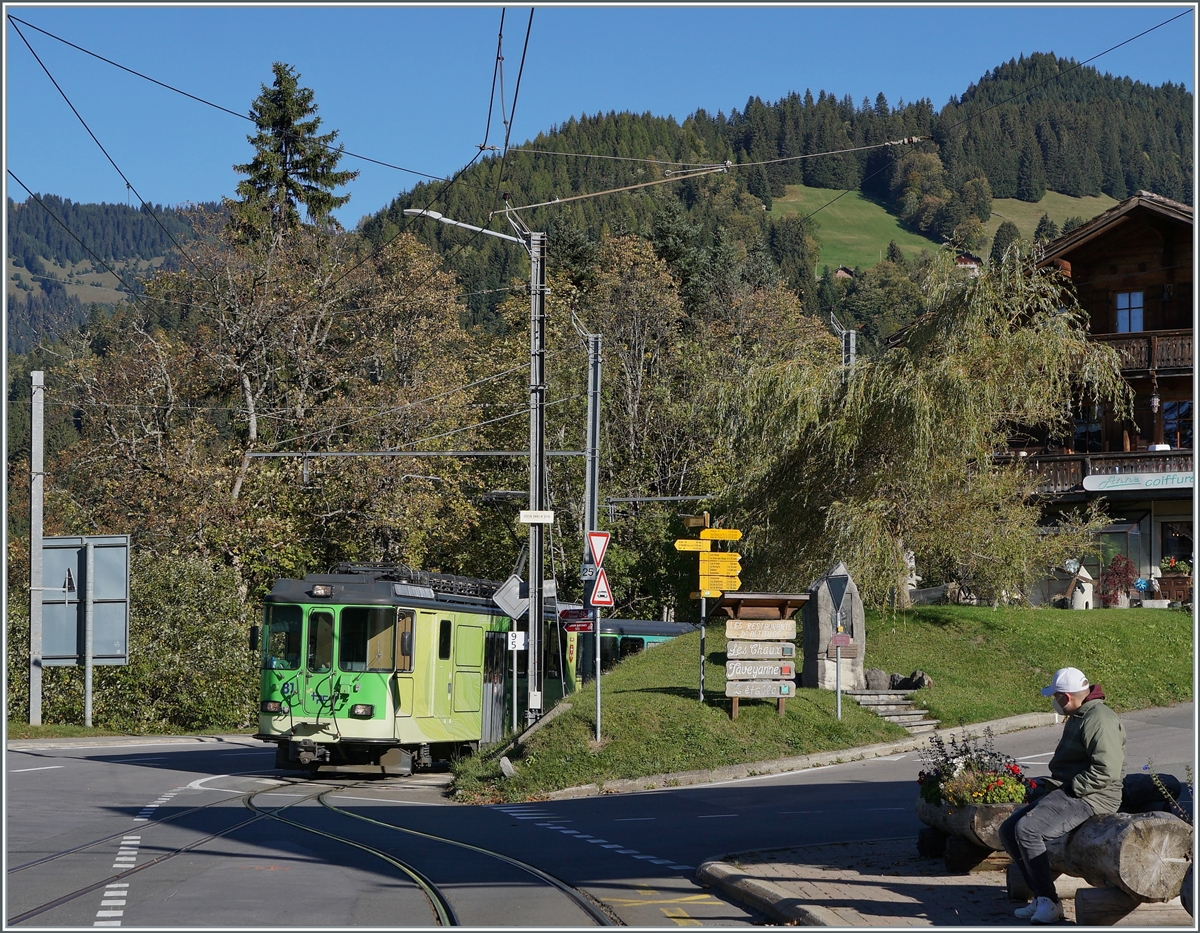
[699,555,741,575]
[700,574,742,591]
[699,550,740,562]
[690,589,724,599]
[700,528,742,541]
[674,539,712,552]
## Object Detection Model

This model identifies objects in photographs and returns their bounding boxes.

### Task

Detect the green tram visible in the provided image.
[253,563,696,775]
[254,565,513,775]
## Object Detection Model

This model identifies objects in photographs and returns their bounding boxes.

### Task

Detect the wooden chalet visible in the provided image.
[1025,191,1193,582]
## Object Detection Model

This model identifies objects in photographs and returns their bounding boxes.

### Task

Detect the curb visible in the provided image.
[542,711,1058,800]
[696,858,842,926]
[6,733,260,752]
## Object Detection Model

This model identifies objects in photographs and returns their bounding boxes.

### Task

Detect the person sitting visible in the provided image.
[999,667,1126,925]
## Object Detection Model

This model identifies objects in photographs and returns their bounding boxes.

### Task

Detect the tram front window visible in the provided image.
[340,607,397,671]
[264,605,302,670]
[307,611,334,672]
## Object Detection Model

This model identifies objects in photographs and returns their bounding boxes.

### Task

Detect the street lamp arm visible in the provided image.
[403,208,523,245]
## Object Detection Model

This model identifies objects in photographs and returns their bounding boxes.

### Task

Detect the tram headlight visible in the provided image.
[260,700,283,713]
[310,584,333,597]
[349,703,374,718]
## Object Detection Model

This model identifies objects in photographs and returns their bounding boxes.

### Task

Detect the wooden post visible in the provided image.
[731,697,739,720]
[777,697,786,717]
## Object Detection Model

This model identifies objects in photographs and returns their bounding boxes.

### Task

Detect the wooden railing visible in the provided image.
[1022,450,1194,495]
[1092,330,1193,372]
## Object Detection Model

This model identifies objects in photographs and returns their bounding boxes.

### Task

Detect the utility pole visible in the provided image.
[29,371,44,726]
[402,207,549,726]
[526,230,547,727]
[582,331,603,741]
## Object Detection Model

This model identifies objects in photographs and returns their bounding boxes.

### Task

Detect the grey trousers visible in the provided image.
[999,788,1095,899]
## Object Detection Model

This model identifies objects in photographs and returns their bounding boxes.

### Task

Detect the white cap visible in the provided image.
[1041,667,1089,696]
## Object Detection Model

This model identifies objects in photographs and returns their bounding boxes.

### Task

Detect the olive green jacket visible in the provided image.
[1043,689,1126,815]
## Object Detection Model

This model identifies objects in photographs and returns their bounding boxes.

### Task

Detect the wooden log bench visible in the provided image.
[918,798,1192,921]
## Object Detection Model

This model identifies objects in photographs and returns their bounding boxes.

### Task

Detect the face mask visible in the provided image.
[1052,696,1067,716]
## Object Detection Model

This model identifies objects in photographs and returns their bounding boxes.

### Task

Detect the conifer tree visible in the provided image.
[232,62,358,238]
[990,220,1020,265]
[1034,212,1059,243]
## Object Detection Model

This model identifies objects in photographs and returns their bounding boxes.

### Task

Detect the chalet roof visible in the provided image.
[1040,191,1193,264]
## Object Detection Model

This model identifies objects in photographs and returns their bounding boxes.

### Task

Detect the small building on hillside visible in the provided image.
[1026,191,1193,589]
[954,251,983,276]
[833,266,854,280]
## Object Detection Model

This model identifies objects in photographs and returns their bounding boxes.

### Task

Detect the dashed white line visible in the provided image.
[96,878,130,925]
[10,765,65,773]
[697,813,738,819]
[614,817,655,821]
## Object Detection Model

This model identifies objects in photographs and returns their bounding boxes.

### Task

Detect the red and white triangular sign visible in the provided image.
[586,530,611,568]
[589,567,614,607]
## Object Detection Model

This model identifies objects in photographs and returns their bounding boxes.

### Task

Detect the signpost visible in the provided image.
[675,519,742,703]
[582,530,612,742]
[716,594,804,719]
[508,630,527,732]
[828,567,851,721]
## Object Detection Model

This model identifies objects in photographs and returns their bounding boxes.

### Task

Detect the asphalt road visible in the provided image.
[6,702,1192,928]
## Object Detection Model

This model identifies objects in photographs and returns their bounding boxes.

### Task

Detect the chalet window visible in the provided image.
[1163,401,1193,450]
[1116,291,1143,333]
[1072,403,1104,453]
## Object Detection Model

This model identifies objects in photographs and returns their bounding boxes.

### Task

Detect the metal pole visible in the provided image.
[583,333,603,742]
[527,231,547,727]
[85,542,95,728]
[593,610,601,741]
[699,597,706,703]
[512,638,517,734]
[29,371,44,726]
[835,608,843,720]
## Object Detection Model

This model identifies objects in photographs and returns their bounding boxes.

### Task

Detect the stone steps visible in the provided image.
[844,689,940,734]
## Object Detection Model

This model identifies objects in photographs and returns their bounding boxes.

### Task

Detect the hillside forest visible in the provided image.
[5,52,1169,729]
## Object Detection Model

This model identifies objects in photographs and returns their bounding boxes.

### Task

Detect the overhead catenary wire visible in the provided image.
[4,13,482,188]
[8,17,208,281]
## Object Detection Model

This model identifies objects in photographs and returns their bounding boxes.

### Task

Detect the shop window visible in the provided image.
[1116,292,1143,333]
[1163,401,1193,450]
[1161,521,1193,565]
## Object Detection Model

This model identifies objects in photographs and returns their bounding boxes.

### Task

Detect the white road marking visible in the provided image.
[1018,753,1054,760]
[601,844,623,849]
[704,761,842,788]
[10,765,65,773]
[697,814,738,819]
[780,810,824,814]
[614,817,655,821]
[109,757,168,763]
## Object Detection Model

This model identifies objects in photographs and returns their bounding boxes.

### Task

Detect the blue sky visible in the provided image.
[4,4,1195,227]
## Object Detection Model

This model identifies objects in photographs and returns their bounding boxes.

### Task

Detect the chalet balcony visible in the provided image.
[1023,450,1194,496]
[1092,330,1193,374]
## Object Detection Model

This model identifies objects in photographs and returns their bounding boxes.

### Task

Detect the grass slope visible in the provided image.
[453,606,1193,802]
[983,192,1117,244]
[771,184,938,271]
[769,185,1118,272]
[866,605,1192,725]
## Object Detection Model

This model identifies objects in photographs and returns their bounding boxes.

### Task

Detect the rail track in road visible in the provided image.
[7,774,615,927]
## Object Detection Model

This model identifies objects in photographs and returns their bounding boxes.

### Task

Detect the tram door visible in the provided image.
[480,631,507,745]
[302,609,336,717]
[433,618,454,720]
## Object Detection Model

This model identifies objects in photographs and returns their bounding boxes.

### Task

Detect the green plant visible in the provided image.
[1100,553,1138,603]
[1146,759,1194,825]
[917,727,1027,806]
[1159,556,1191,576]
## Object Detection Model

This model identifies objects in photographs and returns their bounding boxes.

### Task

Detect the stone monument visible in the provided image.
[801,561,865,691]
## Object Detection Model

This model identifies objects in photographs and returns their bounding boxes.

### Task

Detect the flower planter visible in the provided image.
[1158,573,1192,603]
[915,798,1022,851]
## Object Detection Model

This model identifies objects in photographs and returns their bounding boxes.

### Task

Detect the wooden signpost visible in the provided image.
[716,594,806,719]
[675,518,743,704]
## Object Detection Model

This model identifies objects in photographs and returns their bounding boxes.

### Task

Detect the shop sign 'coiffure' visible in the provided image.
[1082,471,1194,492]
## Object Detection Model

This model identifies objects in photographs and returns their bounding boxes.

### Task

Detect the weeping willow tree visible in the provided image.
[726,243,1132,607]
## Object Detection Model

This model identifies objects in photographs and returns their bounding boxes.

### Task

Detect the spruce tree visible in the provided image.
[233,62,358,238]
[1034,212,1059,243]
[990,220,1020,265]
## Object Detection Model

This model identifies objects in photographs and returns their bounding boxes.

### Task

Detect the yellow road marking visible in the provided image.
[661,906,704,926]
[637,884,659,896]
[607,893,717,907]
